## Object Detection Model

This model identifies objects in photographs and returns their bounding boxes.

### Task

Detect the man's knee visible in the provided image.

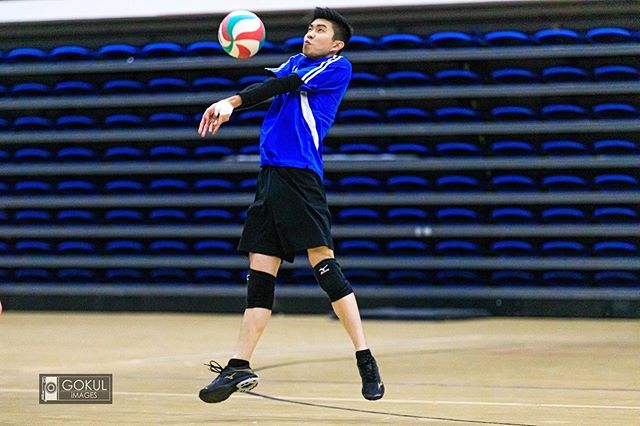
[313,258,353,302]
[246,269,276,310]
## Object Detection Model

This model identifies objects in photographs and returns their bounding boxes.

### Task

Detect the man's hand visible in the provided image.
[198,99,235,137]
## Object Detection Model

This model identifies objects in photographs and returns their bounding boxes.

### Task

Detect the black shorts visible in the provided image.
[238,166,334,263]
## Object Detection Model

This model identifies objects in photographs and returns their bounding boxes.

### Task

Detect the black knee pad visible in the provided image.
[313,258,353,302]
[246,269,276,310]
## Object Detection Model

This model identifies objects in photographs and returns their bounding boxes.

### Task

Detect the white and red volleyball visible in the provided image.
[218,10,266,59]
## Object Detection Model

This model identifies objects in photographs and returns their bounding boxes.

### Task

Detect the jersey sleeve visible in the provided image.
[292,56,352,93]
[264,55,298,78]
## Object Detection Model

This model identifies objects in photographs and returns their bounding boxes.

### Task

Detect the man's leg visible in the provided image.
[308,246,384,400]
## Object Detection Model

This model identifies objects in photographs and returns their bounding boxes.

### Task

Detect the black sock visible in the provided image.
[227,358,250,369]
[356,349,372,362]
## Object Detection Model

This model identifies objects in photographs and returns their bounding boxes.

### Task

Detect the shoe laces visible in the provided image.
[204,360,224,374]
[359,358,379,382]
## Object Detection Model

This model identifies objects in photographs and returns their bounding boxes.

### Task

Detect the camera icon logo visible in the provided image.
[41,376,58,402]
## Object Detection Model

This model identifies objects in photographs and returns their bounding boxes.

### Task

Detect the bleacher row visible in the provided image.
[1,22,639,288]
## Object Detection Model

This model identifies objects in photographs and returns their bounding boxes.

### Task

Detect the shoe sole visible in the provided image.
[199,377,259,403]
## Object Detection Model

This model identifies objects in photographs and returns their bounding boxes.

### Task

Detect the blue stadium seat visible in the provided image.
[542,66,590,83]
[0,149,8,162]
[193,145,234,159]
[239,178,257,192]
[96,43,138,59]
[491,270,535,286]
[491,240,534,256]
[14,147,52,162]
[105,209,144,223]
[338,143,381,155]
[490,68,539,84]
[337,108,382,124]
[149,178,189,193]
[53,80,95,96]
[491,174,536,191]
[57,241,96,254]
[436,270,481,286]
[592,103,640,119]
[349,72,384,87]
[57,268,95,282]
[386,175,429,192]
[483,30,533,46]
[14,180,52,195]
[10,82,49,97]
[387,143,430,157]
[379,33,424,49]
[48,45,93,61]
[147,77,189,93]
[57,179,96,194]
[343,269,382,286]
[14,268,52,282]
[491,207,535,224]
[283,36,304,52]
[56,115,97,130]
[592,207,638,223]
[385,207,428,223]
[260,41,285,54]
[533,28,582,45]
[193,178,235,193]
[543,271,586,286]
[541,104,589,120]
[238,75,268,87]
[594,271,639,286]
[141,42,183,58]
[436,207,479,224]
[149,240,188,254]
[0,118,9,132]
[237,110,267,125]
[0,182,8,194]
[490,105,536,121]
[290,269,316,285]
[0,84,6,97]
[15,240,51,254]
[427,31,478,48]
[104,114,144,129]
[6,47,46,62]
[338,176,381,192]
[541,240,586,256]
[593,65,640,81]
[386,107,429,122]
[104,146,144,161]
[148,112,190,128]
[149,209,188,224]
[336,208,381,224]
[585,27,634,43]
[434,69,482,85]
[101,79,145,94]
[14,209,51,224]
[435,141,481,156]
[435,240,479,256]
[542,174,588,191]
[149,268,189,283]
[338,239,381,255]
[149,145,189,160]
[385,240,429,256]
[57,209,95,224]
[347,35,377,50]
[541,207,587,223]
[436,175,480,191]
[386,270,430,286]
[593,241,638,256]
[105,268,144,283]
[104,179,145,194]
[105,240,144,254]
[193,240,235,254]
[385,71,431,86]
[192,76,235,91]
[194,269,234,284]
[593,139,639,155]
[490,140,536,156]
[594,174,639,190]
[185,41,223,56]
[193,208,235,223]
[434,107,481,122]
[541,140,588,155]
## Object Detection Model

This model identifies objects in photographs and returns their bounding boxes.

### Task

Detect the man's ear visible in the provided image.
[331,40,345,53]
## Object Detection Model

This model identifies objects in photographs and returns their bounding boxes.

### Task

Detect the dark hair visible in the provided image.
[306,7,353,45]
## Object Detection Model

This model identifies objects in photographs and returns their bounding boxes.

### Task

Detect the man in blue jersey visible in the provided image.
[197,7,384,403]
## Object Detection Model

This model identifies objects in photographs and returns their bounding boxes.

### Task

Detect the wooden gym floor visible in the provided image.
[0,312,638,425]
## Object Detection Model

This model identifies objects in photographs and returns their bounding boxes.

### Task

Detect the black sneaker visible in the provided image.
[198,360,259,403]
[357,354,385,400]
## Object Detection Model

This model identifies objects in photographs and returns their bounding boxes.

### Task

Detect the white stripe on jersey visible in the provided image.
[301,55,342,84]
[265,55,296,74]
[299,91,320,151]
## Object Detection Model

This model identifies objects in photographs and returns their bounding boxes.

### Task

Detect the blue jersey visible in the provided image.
[258,53,352,179]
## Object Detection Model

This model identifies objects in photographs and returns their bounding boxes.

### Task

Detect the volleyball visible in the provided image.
[218,10,266,59]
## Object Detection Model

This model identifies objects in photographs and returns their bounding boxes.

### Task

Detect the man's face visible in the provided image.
[302,18,344,58]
